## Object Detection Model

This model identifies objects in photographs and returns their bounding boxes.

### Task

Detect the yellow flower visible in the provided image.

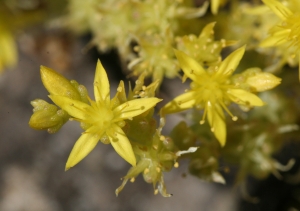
[161,46,268,146]
[45,60,161,169]
[260,0,300,76]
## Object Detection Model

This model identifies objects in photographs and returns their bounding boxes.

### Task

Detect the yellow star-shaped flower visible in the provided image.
[44,60,161,169]
[261,0,300,77]
[161,46,272,146]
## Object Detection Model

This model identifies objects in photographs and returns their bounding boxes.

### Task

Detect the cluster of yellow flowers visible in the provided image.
[28,0,300,197]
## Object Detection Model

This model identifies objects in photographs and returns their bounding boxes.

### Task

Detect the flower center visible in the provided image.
[86,101,114,134]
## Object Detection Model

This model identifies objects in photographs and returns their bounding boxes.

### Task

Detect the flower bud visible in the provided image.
[29,99,69,133]
[246,72,281,92]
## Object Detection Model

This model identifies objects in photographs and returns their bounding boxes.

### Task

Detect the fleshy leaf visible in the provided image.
[65,133,99,170]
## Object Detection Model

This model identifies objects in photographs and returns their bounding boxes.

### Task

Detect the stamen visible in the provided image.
[156,167,161,173]
[219,101,238,121]
[174,162,179,168]
[154,189,159,195]
[130,178,135,183]
[200,106,207,125]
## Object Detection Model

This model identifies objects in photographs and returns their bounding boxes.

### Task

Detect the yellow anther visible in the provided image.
[144,168,150,174]
[160,135,166,141]
[232,116,238,121]
[152,145,158,150]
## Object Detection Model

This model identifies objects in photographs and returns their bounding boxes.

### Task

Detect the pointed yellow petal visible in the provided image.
[216,46,246,77]
[211,0,220,15]
[108,125,136,166]
[94,59,110,103]
[65,133,99,170]
[114,98,162,119]
[160,91,196,115]
[199,22,216,38]
[260,28,290,47]
[174,49,206,83]
[262,0,292,20]
[206,102,226,146]
[40,66,81,100]
[228,89,264,106]
[49,95,91,120]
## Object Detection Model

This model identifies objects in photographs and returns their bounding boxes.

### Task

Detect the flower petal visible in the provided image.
[227,89,264,106]
[108,125,136,166]
[262,0,292,20]
[114,98,162,120]
[216,46,245,77]
[160,91,196,115]
[49,95,91,120]
[40,66,81,100]
[65,133,99,170]
[260,28,290,47]
[174,49,206,83]
[211,0,220,15]
[94,59,110,103]
[206,102,226,146]
[199,22,216,38]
